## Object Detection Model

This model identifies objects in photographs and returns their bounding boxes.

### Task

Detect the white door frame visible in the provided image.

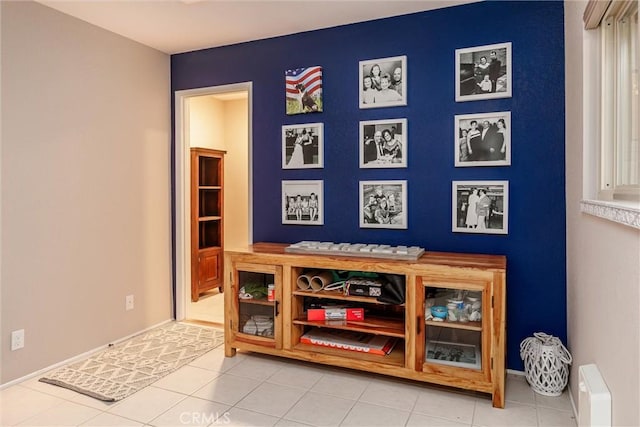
[174,82,253,321]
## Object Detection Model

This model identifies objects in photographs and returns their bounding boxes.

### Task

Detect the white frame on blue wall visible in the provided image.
[454,111,511,167]
[452,180,509,235]
[282,180,324,225]
[359,55,407,109]
[455,42,512,102]
[282,123,324,169]
[359,180,407,229]
[359,118,408,168]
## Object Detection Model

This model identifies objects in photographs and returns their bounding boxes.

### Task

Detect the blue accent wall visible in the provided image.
[171,0,566,371]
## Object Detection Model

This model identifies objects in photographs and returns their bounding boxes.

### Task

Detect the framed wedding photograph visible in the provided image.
[455,111,511,167]
[425,340,481,370]
[359,55,407,109]
[285,66,323,115]
[452,180,508,234]
[455,42,512,102]
[282,180,324,225]
[359,180,407,229]
[282,123,324,169]
[359,118,407,168]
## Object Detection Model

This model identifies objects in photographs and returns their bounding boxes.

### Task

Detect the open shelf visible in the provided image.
[293,342,405,367]
[293,315,405,338]
[293,289,402,305]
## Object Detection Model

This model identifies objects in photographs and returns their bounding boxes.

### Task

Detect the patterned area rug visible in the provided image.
[39,322,224,401]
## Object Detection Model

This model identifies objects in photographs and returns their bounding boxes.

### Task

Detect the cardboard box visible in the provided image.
[307,307,365,321]
[345,278,383,297]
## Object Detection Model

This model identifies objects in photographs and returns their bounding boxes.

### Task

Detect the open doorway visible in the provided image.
[174,83,252,326]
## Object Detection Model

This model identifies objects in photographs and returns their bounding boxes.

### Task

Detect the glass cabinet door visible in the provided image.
[418,278,489,380]
[230,263,281,348]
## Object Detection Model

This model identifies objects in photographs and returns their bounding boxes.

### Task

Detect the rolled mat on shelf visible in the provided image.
[296,271,317,290]
[310,271,334,291]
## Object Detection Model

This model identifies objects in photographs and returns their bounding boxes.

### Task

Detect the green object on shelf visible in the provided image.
[242,283,268,299]
[330,270,378,282]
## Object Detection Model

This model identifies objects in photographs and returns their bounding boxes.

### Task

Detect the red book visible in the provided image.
[307,307,365,321]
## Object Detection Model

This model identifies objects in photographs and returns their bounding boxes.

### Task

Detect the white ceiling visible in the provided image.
[36,0,477,55]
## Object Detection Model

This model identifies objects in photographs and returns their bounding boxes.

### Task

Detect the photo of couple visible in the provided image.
[360,119,407,168]
[452,181,508,235]
[456,42,512,101]
[282,123,323,169]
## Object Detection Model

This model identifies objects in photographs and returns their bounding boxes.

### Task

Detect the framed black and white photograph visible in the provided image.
[285,66,323,115]
[282,180,323,225]
[359,180,407,229]
[455,111,511,167]
[455,42,511,102]
[360,118,407,168]
[452,180,508,234]
[426,340,481,370]
[359,55,407,109]
[282,123,324,169]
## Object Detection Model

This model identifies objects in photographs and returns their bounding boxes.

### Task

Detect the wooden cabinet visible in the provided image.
[224,243,506,408]
[190,148,225,302]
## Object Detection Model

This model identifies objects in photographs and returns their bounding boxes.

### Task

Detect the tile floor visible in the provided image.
[1,343,577,427]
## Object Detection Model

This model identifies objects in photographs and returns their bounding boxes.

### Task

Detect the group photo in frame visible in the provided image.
[452,180,508,234]
[285,66,323,115]
[359,55,407,108]
[425,340,481,370]
[282,180,324,225]
[455,111,511,167]
[455,42,512,102]
[359,118,407,168]
[282,123,324,169]
[359,180,407,229]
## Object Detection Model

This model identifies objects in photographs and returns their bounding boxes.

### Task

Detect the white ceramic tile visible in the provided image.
[266,363,324,390]
[189,347,248,373]
[413,388,476,424]
[152,365,220,395]
[148,396,229,427]
[358,378,420,412]
[504,375,536,406]
[537,407,577,427]
[340,401,410,427]
[0,385,66,426]
[17,400,102,426]
[283,391,355,426]
[235,382,304,418]
[225,355,286,381]
[406,412,471,427]
[81,412,145,426]
[21,376,88,401]
[310,371,370,400]
[106,386,186,423]
[224,407,280,426]
[473,400,538,427]
[535,390,573,411]
[192,373,261,406]
[274,418,313,426]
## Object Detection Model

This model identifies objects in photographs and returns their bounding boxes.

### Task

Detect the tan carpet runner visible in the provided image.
[39,322,223,401]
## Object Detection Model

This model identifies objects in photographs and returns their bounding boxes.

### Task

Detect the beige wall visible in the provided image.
[0,1,172,383]
[565,2,640,425]
[189,96,225,151]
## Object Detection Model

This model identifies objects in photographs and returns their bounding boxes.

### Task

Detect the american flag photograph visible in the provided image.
[285,66,323,115]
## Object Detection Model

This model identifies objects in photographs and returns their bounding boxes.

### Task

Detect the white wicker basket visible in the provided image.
[520,332,572,396]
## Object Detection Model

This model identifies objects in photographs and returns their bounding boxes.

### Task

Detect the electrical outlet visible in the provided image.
[11,329,25,351]
[125,295,134,311]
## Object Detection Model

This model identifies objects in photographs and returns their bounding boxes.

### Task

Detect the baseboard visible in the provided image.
[507,368,526,376]
[0,319,174,390]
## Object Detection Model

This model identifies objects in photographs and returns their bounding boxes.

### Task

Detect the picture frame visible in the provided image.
[359,55,407,109]
[452,180,508,234]
[282,123,324,169]
[425,340,481,370]
[454,111,511,167]
[282,180,324,225]
[285,66,323,115]
[455,42,512,102]
[359,180,407,229]
[359,118,407,168]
